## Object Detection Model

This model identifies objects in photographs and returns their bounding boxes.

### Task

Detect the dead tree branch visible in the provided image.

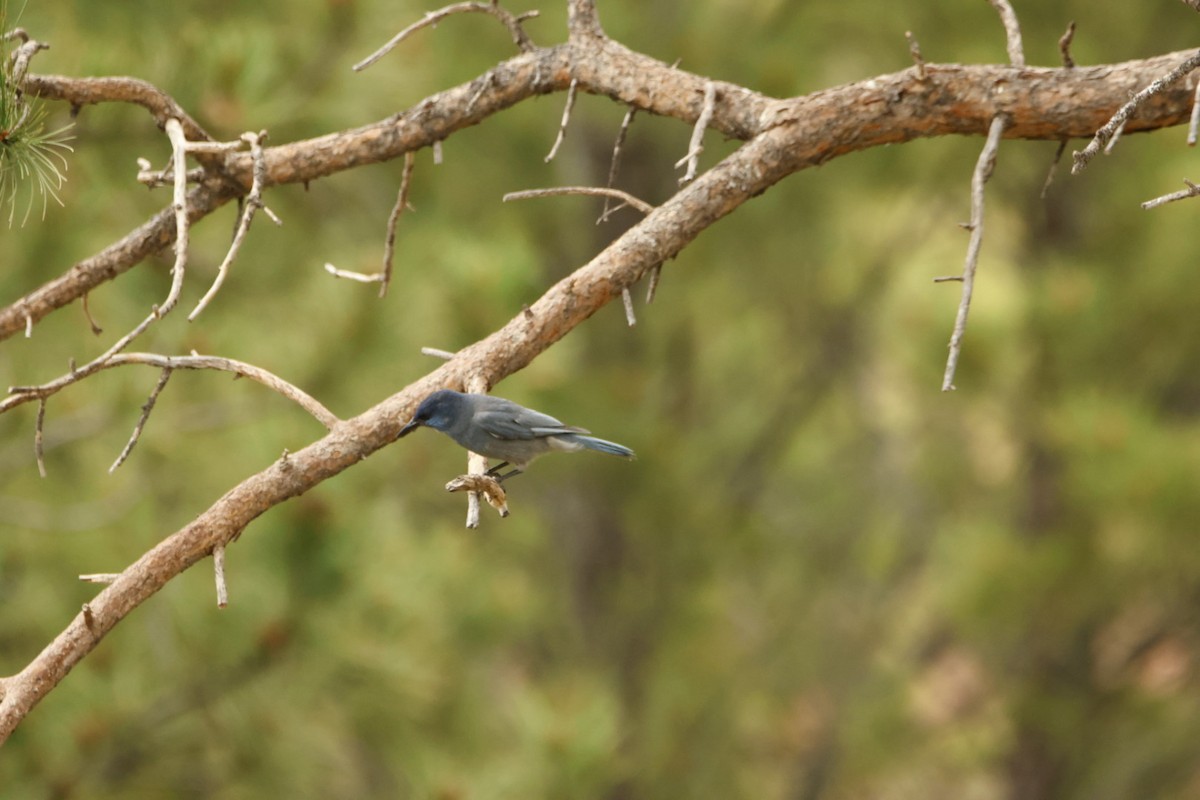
[5,352,338,429]
[4,2,1200,742]
[353,1,538,71]
[4,49,1198,344]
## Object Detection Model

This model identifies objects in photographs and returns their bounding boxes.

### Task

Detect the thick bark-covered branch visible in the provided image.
[0,110,808,740]
[1,48,1195,343]
[1,2,1198,740]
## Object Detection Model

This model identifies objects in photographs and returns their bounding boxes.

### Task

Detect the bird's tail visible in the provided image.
[577,435,636,459]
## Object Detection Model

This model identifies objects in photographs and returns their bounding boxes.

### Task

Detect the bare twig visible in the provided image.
[603,107,637,218]
[81,292,102,335]
[422,347,457,360]
[149,117,189,312]
[213,546,228,609]
[942,115,1008,391]
[34,399,47,478]
[621,288,637,327]
[323,263,383,284]
[6,352,339,429]
[354,1,537,71]
[1104,119,1127,154]
[1074,49,1200,172]
[1040,139,1068,198]
[463,376,490,529]
[503,186,655,215]
[645,265,663,303]
[906,31,927,80]
[1142,178,1200,209]
[380,151,417,298]
[545,78,578,162]
[109,367,173,473]
[1188,79,1200,146]
[986,0,1025,67]
[136,157,206,189]
[675,81,716,184]
[1059,21,1077,69]
[78,574,120,584]
[189,131,279,321]
[321,151,416,296]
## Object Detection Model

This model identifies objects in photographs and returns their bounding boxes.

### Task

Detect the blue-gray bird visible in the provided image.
[397,390,635,481]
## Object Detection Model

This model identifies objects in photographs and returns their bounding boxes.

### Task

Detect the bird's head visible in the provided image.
[396,389,464,438]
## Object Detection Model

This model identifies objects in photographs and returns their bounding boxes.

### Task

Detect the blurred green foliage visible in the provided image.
[3,1,1200,798]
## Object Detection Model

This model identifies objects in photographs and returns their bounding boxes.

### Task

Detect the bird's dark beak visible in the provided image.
[396,419,421,439]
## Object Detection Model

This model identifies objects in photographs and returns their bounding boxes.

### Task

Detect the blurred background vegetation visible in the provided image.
[3,1,1200,797]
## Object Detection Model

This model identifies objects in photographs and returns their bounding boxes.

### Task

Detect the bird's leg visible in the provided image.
[485,461,510,478]
[492,467,523,483]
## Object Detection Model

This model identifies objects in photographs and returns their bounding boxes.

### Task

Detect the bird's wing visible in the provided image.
[474,403,590,441]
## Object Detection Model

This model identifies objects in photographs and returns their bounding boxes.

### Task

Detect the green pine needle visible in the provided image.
[0,26,73,226]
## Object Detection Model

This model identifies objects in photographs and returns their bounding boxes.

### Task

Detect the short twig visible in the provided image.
[942,115,1008,392]
[1040,140,1068,199]
[1188,79,1200,146]
[603,107,637,218]
[354,2,537,71]
[1104,119,1126,154]
[81,292,103,335]
[136,159,205,189]
[467,72,497,114]
[109,367,173,473]
[1142,178,1200,209]
[323,263,383,284]
[503,186,655,215]
[213,545,228,609]
[986,0,1025,67]
[34,398,47,478]
[675,81,716,184]
[1058,20,1077,69]
[78,574,120,584]
[81,603,97,635]
[645,265,663,304]
[905,31,927,80]
[421,347,457,360]
[1074,49,1200,173]
[189,131,279,320]
[621,288,637,327]
[380,151,417,298]
[545,78,578,163]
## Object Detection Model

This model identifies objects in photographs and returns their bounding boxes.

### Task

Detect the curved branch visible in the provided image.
[24,74,215,143]
[352,1,539,71]
[3,47,1197,344]
[0,106,809,742]
[3,23,1200,742]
